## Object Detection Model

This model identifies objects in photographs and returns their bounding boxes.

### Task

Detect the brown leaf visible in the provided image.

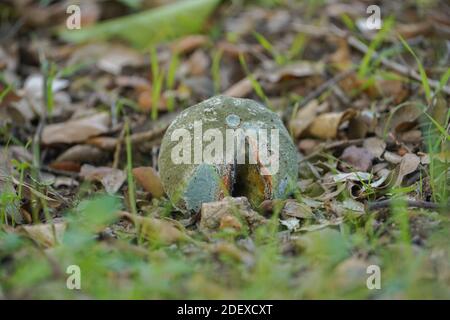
[20,223,66,248]
[55,144,106,164]
[396,21,431,39]
[266,61,324,83]
[48,161,81,172]
[132,167,165,198]
[86,136,118,151]
[373,79,408,103]
[305,109,357,139]
[363,137,386,159]
[186,49,210,76]
[171,35,209,54]
[383,151,403,164]
[42,112,110,144]
[80,164,126,194]
[340,145,374,172]
[289,100,328,138]
[97,45,145,75]
[223,77,253,98]
[137,90,168,112]
[393,153,420,187]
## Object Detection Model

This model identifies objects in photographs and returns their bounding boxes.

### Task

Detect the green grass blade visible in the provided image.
[399,35,432,103]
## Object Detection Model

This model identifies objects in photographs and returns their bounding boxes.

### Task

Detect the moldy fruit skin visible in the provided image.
[158,95,299,214]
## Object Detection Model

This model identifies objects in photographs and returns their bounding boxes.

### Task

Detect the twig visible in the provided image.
[368,199,442,211]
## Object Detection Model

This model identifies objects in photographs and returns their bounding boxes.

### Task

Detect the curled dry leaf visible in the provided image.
[382,104,422,135]
[393,153,420,187]
[304,109,357,140]
[80,164,126,194]
[42,112,110,144]
[20,222,67,248]
[290,100,328,138]
[131,166,165,198]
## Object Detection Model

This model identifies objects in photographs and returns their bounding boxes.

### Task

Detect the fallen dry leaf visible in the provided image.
[266,61,324,83]
[363,137,386,159]
[137,90,168,112]
[132,167,165,198]
[304,109,357,139]
[290,100,328,138]
[383,151,403,164]
[55,144,106,164]
[97,45,145,75]
[393,153,421,187]
[42,112,110,144]
[171,35,209,54]
[223,77,253,98]
[340,145,374,172]
[20,222,67,248]
[80,164,126,194]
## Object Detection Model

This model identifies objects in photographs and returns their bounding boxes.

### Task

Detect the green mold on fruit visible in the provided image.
[158,95,299,214]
